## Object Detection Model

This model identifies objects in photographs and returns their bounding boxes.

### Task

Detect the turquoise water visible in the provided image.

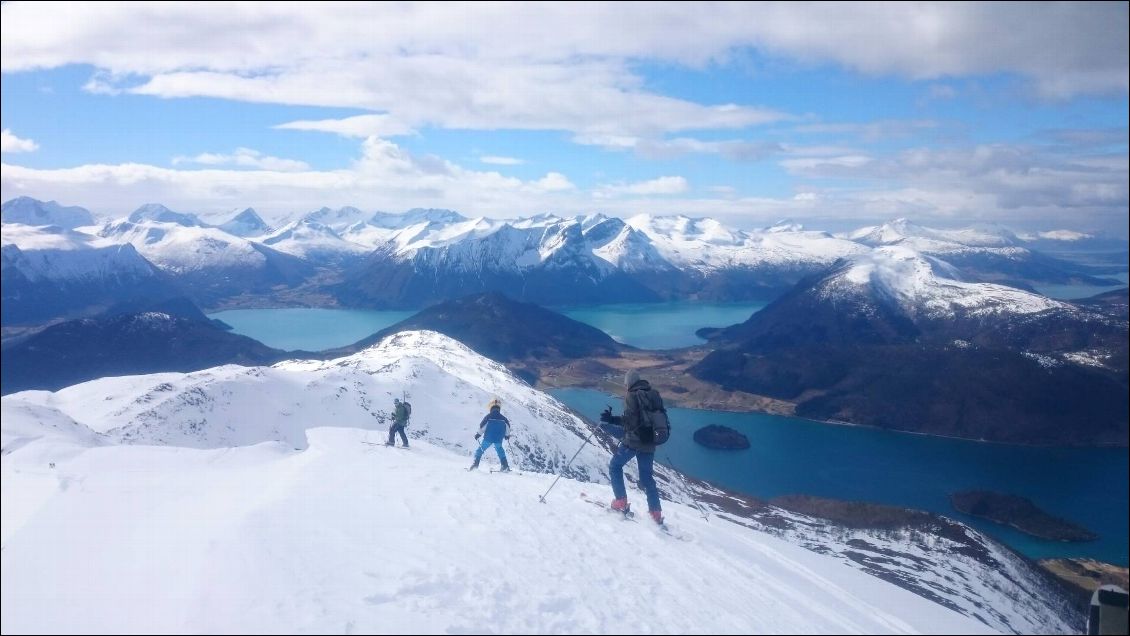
[207,308,415,351]
[210,302,765,352]
[559,301,766,349]
[551,387,1130,566]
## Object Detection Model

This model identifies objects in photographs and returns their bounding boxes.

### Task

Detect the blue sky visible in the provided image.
[1,2,1127,235]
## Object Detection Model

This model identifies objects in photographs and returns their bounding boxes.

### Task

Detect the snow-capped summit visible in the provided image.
[369,207,469,228]
[1,196,95,229]
[218,207,272,237]
[846,218,1021,251]
[300,205,372,232]
[95,218,310,305]
[127,203,204,227]
[584,217,672,272]
[821,245,1067,319]
[261,218,370,263]
[766,219,804,233]
[628,213,866,271]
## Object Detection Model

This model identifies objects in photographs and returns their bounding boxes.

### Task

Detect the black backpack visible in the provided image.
[634,388,671,446]
[395,401,412,425]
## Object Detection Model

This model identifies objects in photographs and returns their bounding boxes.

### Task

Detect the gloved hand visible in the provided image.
[599,407,613,423]
[474,433,481,440]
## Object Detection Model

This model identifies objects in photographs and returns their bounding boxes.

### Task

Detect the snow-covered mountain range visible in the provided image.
[1,222,179,325]
[2,197,1125,322]
[1,331,1079,634]
[841,218,1120,287]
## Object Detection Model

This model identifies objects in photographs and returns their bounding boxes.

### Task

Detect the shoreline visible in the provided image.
[538,375,1129,450]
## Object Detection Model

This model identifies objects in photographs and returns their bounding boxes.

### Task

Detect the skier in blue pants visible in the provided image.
[469,398,511,471]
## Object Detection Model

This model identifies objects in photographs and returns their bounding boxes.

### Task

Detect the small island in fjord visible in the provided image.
[950,490,1098,542]
[693,424,750,450]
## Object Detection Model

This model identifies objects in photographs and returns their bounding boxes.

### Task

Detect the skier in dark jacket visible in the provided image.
[385,397,411,447]
[469,397,511,471]
[599,369,664,524]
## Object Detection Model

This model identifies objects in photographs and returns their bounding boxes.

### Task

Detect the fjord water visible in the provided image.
[208,308,414,351]
[559,301,768,349]
[210,301,768,351]
[207,304,1128,564]
[550,387,1129,565]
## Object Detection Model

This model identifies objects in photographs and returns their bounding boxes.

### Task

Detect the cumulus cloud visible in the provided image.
[1,129,39,153]
[532,172,574,191]
[274,114,415,138]
[1,135,581,220]
[595,176,689,198]
[2,3,1122,117]
[480,155,524,166]
[171,148,310,172]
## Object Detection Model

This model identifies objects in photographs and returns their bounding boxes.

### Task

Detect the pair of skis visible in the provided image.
[579,492,691,541]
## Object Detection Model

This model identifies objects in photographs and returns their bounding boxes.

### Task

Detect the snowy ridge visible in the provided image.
[128,203,204,227]
[0,197,94,229]
[1,223,158,282]
[627,213,867,271]
[1,331,1077,634]
[96,219,272,272]
[818,246,1069,318]
[722,502,1077,635]
[846,218,1021,250]
[217,207,272,238]
[261,219,369,261]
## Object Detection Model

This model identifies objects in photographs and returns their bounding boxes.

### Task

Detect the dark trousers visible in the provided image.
[387,423,408,446]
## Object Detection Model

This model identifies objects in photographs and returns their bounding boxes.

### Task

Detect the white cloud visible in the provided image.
[171,148,309,172]
[1,1,1122,124]
[1,129,39,153]
[596,176,689,198]
[780,155,875,173]
[532,172,574,191]
[793,120,941,142]
[1,135,582,221]
[274,114,414,138]
[480,155,524,166]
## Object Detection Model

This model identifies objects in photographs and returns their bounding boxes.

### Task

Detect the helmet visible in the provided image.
[487,397,501,411]
[394,397,401,404]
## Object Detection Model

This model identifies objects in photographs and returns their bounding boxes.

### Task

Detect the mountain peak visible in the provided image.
[1,197,95,229]
[128,203,202,227]
[823,245,1065,319]
[219,207,272,237]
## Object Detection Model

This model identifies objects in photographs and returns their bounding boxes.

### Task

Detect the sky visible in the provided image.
[1,2,1127,235]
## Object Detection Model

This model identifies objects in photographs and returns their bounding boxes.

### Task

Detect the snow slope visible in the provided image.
[2,331,1080,634]
[1,223,157,281]
[627,213,867,271]
[1,429,994,635]
[96,219,271,273]
[261,219,370,262]
[844,218,1022,252]
[819,246,1069,319]
[2,333,992,634]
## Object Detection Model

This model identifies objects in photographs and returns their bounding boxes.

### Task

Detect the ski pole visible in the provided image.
[538,425,600,503]
[664,453,710,521]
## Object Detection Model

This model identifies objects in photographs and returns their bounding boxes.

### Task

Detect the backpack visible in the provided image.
[395,401,412,425]
[634,388,671,446]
